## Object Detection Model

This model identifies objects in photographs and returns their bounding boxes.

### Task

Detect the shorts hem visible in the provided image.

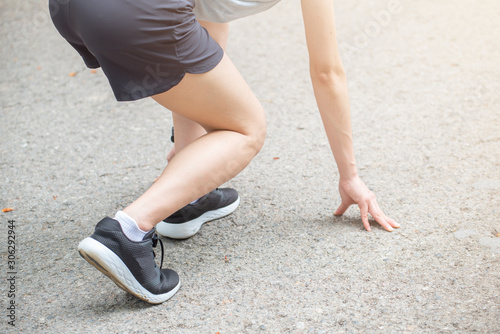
[184,49,224,75]
[86,62,101,69]
[114,48,222,102]
[114,74,185,102]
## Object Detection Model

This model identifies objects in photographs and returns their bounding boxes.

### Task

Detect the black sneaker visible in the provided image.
[78,217,181,304]
[156,188,240,239]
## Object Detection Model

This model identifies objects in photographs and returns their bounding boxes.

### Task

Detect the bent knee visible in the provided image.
[249,122,267,155]
[253,105,267,148]
[243,107,267,157]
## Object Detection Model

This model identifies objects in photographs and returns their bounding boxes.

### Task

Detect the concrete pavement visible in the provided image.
[1,0,499,332]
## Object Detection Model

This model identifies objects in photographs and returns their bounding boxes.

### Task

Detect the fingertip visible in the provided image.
[334,205,347,216]
[384,223,394,232]
[362,219,371,232]
[334,210,344,216]
[386,217,400,228]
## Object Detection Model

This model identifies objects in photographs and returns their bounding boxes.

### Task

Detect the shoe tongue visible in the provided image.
[143,227,156,240]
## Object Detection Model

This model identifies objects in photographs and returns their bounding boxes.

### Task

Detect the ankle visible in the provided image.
[122,209,156,232]
[114,210,150,241]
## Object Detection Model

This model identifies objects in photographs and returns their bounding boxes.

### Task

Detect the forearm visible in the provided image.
[310,69,357,180]
[301,1,398,231]
[301,0,357,180]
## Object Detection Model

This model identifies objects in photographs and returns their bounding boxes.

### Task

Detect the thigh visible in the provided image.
[167,19,230,151]
[152,54,266,136]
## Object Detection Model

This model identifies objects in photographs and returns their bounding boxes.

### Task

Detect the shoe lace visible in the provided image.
[151,233,164,269]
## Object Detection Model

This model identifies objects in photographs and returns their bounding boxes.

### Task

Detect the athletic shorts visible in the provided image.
[194,0,282,23]
[49,0,223,101]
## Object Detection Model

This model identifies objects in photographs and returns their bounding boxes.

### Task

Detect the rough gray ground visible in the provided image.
[1,0,499,333]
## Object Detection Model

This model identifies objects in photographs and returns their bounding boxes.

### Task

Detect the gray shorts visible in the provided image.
[49,0,223,101]
[194,0,282,23]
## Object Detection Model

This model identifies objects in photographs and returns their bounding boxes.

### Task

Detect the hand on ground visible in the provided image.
[334,176,400,232]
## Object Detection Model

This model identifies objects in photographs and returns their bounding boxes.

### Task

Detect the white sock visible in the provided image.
[114,210,149,242]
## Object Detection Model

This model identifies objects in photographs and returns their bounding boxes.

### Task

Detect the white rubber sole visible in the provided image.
[156,196,240,239]
[78,237,181,304]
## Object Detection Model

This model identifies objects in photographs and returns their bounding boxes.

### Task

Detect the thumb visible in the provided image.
[334,201,350,216]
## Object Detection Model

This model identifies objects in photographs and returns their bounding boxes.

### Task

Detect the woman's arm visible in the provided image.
[301,0,399,231]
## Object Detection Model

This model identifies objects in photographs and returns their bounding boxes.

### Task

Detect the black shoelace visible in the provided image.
[151,233,164,269]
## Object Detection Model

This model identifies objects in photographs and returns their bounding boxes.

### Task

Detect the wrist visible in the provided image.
[339,167,358,182]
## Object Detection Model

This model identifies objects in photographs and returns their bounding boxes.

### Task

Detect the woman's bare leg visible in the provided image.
[167,21,230,161]
[124,54,266,231]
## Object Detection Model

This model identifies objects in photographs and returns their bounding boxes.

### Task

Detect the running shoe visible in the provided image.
[78,217,181,304]
[156,188,240,239]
